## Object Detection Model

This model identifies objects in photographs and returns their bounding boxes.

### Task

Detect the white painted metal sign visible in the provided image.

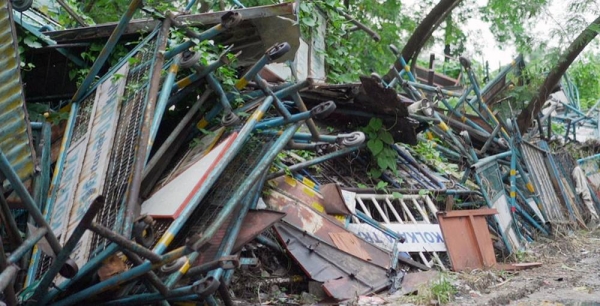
[347,223,446,252]
[48,64,129,271]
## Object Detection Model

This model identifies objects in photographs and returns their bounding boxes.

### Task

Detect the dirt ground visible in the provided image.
[445,229,600,306]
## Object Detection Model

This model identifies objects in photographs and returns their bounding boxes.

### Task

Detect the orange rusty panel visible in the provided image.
[232,209,285,252]
[329,232,371,261]
[437,209,498,271]
[265,177,392,269]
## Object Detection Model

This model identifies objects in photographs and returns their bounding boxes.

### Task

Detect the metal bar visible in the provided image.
[152,96,278,255]
[0,190,23,247]
[123,17,172,240]
[267,145,362,179]
[191,122,301,252]
[120,249,168,295]
[291,92,320,140]
[254,110,313,130]
[32,197,104,305]
[87,222,162,263]
[55,0,88,26]
[255,75,292,119]
[0,150,63,261]
[143,89,212,179]
[0,236,17,306]
[91,284,199,306]
[71,0,143,103]
[7,227,48,265]
[146,54,181,162]
[480,124,502,154]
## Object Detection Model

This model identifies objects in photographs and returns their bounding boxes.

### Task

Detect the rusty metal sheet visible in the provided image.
[273,222,390,300]
[0,0,36,184]
[319,183,351,215]
[232,209,285,252]
[265,177,392,269]
[437,209,498,271]
[398,271,439,295]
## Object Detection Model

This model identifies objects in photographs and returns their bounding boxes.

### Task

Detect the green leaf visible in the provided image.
[377,156,388,170]
[369,118,383,130]
[24,36,42,49]
[392,192,403,199]
[379,130,394,145]
[302,16,316,27]
[367,139,383,156]
[418,189,429,196]
[369,168,382,179]
[376,181,388,190]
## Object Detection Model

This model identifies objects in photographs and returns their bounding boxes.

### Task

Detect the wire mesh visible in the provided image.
[170,133,277,250]
[89,37,159,256]
[476,162,504,202]
[70,94,96,145]
[552,152,586,223]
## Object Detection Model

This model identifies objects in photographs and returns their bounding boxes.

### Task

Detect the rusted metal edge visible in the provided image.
[45,3,295,43]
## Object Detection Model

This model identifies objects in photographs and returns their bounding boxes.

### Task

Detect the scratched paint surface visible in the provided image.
[0,0,36,185]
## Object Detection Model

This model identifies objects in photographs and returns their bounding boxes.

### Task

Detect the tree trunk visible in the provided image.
[516,15,600,134]
[383,0,462,81]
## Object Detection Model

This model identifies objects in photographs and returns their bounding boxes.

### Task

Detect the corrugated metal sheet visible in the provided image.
[520,142,569,226]
[0,0,36,184]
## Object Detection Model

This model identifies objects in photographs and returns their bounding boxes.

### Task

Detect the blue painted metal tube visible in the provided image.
[470,151,512,170]
[0,150,64,258]
[436,96,492,138]
[195,81,307,130]
[266,144,363,180]
[206,73,232,113]
[578,153,600,164]
[234,55,269,90]
[291,92,320,140]
[185,0,198,11]
[255,75,292,119]
[259,130,338,143]
[254,111,312,130]
[153,96,278,256]
[71,0,143,102]
[164,24,226,60]
[42,244,119,302]
[25,102,78,286]
[34,197,105,305]
[355,211,405,243]
[393,144,446,190]
[91,283,198,306]
[171,60,225,92]
[190,122,301,252]
[463,69,509,140]
[209,127,298,282]
[146,56,181,163]
[255,234,283,252]
[13,19,86,67]
[6,227,47,265]
[514,189,550,235]
[50,247,190,306]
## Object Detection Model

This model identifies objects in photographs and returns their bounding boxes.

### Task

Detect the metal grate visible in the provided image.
[70,94,96,145]
[170,133,276,250]
[477,162,504,201]
[553,152,586,223]
[90,37,159,256]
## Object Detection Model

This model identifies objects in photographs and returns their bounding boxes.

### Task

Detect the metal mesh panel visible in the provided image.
[90,37,159,255]
[552,152,586,222]
[70,94,96,145]
[477,162,504,202]
[520,142,568,224]
[170,133,277,250]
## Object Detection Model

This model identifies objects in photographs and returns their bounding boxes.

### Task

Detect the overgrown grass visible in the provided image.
[393,273,457,305]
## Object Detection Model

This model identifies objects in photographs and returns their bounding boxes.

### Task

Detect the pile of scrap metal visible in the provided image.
[2,0,600,305]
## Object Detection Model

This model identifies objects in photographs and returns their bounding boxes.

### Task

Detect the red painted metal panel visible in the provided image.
[437,209,498,271]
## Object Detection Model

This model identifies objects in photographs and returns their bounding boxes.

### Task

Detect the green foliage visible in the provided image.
[568,51,600,110]
[362,118,398,179]
[413,140,445,164]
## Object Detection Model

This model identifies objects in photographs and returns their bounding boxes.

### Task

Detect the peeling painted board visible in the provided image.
[264,187,392,269]
[493,194,521,251]
[64,64,129,266]
[329,232,371,261]
[274,222,390,300]
[141,134,237,219]
[0,0,36,184]
[49,139,86,242]
[347,223,446,252]
[268,176,346,223]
